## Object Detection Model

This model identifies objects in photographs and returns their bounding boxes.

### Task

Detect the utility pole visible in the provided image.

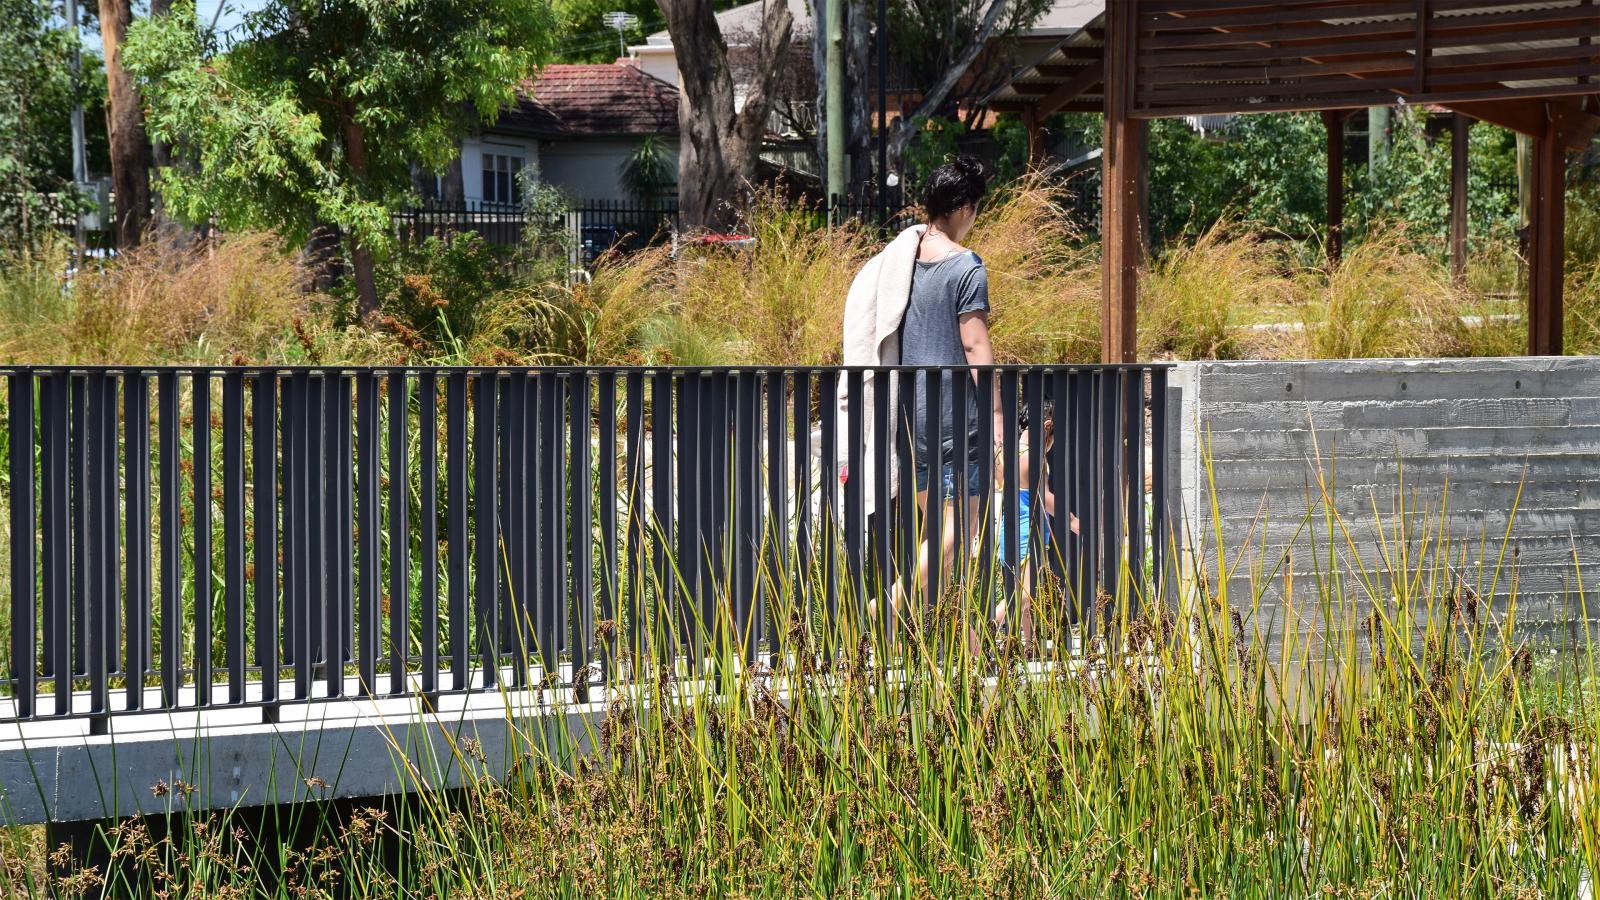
[65,0,88,254]
[877,0,887,227]
[825,0,846,222]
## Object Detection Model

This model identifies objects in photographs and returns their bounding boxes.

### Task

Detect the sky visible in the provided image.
[78,0,268,51]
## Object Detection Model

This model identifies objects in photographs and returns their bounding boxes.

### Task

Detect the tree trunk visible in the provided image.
[660,0,794,232]
[99,0,154,248]
[341,108,380,317]
[846,0,873,200]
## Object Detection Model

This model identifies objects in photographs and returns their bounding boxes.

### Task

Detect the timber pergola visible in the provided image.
[991,0,1600,363]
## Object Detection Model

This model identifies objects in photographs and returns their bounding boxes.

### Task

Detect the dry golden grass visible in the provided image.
[966,178,1100,363]
[0,232,311,365]
[1139,223,1287,360]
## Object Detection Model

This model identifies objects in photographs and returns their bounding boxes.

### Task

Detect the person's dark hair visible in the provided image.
[922,155,989,220]
[1018,399,1055,432]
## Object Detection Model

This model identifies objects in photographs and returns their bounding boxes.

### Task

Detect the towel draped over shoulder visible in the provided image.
[834,224,926,519]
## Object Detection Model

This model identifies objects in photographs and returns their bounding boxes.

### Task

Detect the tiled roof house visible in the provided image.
[458,62,680,206]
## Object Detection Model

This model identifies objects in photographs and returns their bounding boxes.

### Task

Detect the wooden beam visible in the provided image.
[1323,109,1346,263]
[1444,97,1600,150]
[1037,61,1105,116]
[1528,110,1566,356]
[1102,0,1141,365]
[1450,111,1468,283]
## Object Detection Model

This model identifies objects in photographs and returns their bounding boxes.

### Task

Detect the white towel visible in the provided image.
[835,224,926,518]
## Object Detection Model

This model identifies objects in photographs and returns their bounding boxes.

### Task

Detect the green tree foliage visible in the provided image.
[553,0,662,63]
[0,0,107,245]
[1350,105,1519,245]
[125,0,556,310]
[620,134,673,207]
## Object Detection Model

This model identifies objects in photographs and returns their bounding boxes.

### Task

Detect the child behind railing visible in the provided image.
[993,400,1076,649]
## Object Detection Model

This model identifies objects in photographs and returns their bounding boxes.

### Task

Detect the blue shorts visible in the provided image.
[997,490,1050,565]
[914,460,984,498]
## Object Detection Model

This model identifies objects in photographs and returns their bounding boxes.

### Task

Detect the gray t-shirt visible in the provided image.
[899,249,989,466]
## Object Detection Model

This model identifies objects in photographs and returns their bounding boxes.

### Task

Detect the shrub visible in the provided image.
[372,231,518,352]
[1293,226,1469,359]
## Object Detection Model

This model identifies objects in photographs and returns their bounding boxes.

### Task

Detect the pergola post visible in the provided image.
[1450,112,1470,284]
[1100,0,1141,364]
[1022,103,1046,164]
[1528,112,1566,355]
[1322,110,1345,264]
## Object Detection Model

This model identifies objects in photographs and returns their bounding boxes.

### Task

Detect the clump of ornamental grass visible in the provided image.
[1292,225,1471,358]
[966,176,1100,363]
[0,232,313,365]
[27,473,1599,899]
[1140,222,1286,360]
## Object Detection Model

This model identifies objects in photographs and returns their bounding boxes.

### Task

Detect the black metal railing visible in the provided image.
[392,199,679,268]
[0,365,1174,726]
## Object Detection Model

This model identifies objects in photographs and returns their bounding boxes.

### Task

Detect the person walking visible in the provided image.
[836,155,1000,626]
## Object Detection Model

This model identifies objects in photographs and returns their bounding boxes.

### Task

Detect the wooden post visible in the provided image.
[1322,110,1345,264]
[1022,103,1046,165]
[1450,112,1469,284]
[1528,112,1566,356]
[1100,0,1141,364]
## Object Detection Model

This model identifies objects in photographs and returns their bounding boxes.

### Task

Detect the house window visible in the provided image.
[482,153,523,206]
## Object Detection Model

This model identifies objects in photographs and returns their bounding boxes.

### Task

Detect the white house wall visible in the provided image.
[539,139,680,203]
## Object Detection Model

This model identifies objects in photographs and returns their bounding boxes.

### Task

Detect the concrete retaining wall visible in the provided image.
[1177,357,1600,650]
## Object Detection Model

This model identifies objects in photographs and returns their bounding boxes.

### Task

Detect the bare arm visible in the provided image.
[960,310,1005,444]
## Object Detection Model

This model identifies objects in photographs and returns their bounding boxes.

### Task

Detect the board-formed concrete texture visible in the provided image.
[1178,357,1600,653]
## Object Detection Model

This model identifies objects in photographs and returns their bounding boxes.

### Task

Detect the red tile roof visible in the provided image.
[500,64,679,138]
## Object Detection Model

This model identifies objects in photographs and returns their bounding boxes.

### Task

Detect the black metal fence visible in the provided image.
[393,200,678,268]
[0,364,1173,727]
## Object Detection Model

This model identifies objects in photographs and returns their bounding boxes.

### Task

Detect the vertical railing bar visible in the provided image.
[506,373,528,686]
[625,372,646,674]
[8,374,37,719]
[1150,367,1170,609]
[999,371,1020,621]
[676,374,698,662]
[496,377,512,658]
[818,370,840,659]
[571,372,594,692]
[553,374,570,679]
[1024,371,1046,601]
[291,373,312,701]
[537,372,558,677]
[70,374,85,681]
[528,373,545,680]
[222,372,247,704]
[765,371,788,659]
[922,370,944,620]
[792,371,812,649]
[47,374,73,712]
[734,372,758,661]
[124,374,151,709]
[872,368,893,638]
[949,368,970,645]
[329,375,354,696]
[1101,369,1122,637]
[1127,368,1146,625]
[650,370,674,666]
[388,371,410,696]
[254,373,280,709]
[473,373,500,687]
[447,373,469,690]
[418,372,440,697]
[894,369,915,644]
[192,373,212,708]
[1048,369,1071,637]
[356,371,377,695]
[597,374,618,682]
[86,373,109,722]
[976,368,995,641]
[1079,371,1099,640]
[844,369,866,628]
